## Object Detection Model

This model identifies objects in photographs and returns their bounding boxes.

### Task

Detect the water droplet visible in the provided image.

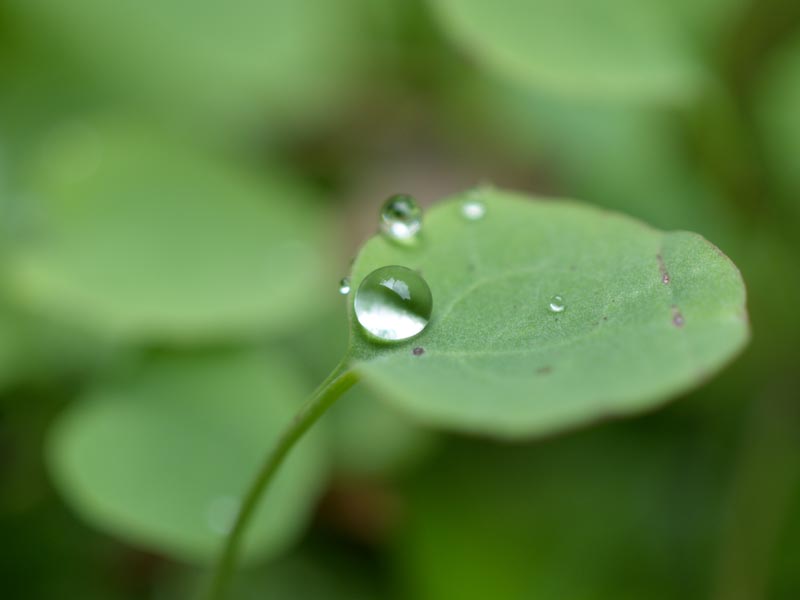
[354,265,433,341]
[380,194,422,241]
[548,295,566,313]
[461,198,486,221]
[206,495,240,536]
[338,277,351,295]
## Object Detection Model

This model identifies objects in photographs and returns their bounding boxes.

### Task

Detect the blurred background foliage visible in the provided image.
[0,0,798,598]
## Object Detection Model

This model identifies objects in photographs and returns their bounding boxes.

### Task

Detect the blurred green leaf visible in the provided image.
[395,424,726,600]
[770,491,800,598]
[0,306,18,387]
[346,189,748,438]
[48,351,326,564]
[327,386,437,476]
[0,298,116,391]
[159,541,384,600]
[445,72,737,238]
[0,26,110,171]
[6,119,334,341]
[0,502,135,600]
[756,34,800,218]
[429,0,709,104]
[670,0,745,44]
[5,0,369,135]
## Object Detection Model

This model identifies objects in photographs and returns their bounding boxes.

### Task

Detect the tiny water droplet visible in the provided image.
[462,185,489,221]
[461,198,486,220]
[338,277,351,295]
[380,194,422,241]
[206,495,240,536]
[548,295,566,313]
[355,265,433,341]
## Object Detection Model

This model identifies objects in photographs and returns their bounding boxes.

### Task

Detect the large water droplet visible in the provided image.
[354,265,433,341]
[380,194,422,241]
[549,295,566,313]
[338,277,351,295]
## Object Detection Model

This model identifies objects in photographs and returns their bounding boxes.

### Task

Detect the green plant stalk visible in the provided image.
[205,359,358,600]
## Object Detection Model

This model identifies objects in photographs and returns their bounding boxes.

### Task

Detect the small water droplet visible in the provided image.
[548,295,566,313]
[338,277,351,295]
[355,265,433,341]
[206,495,240,536]
[380,194,422,242]
[461,198,486,221]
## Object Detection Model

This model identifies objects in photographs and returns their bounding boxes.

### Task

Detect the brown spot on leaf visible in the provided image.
[412,347,425,356]
[671,305,685,327]
[536,366,553,375]
[657,253,670,284]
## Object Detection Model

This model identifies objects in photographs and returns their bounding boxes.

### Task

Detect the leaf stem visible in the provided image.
[205,358,358,600]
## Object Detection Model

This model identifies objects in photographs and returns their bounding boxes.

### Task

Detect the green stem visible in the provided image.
[205,359,358,600]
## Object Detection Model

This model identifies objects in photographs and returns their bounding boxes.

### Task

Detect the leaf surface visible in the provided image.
[48,351,325,563]
[757,35,800,218]
[8,120,332,340]
[347,190,749,438]
[7,0,367,133]
[430,0,707,103]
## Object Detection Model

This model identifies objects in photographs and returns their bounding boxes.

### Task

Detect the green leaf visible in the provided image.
[327,386,438,476]
[6,0,368,135]
[47,351,326,564]
[6,119,333,341]
[443,70,734,236]
[429,0,708,104]
[0,298,117,391]
[395,425,724,599]
[162,544,383,600]
[0,309,20,389]
[346,189,749,438]
[756,34,800,218]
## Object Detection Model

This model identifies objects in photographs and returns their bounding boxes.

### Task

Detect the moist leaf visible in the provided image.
[347,189,749,438]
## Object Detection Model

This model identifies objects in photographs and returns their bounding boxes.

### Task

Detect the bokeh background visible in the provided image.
[1,0,799,598]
